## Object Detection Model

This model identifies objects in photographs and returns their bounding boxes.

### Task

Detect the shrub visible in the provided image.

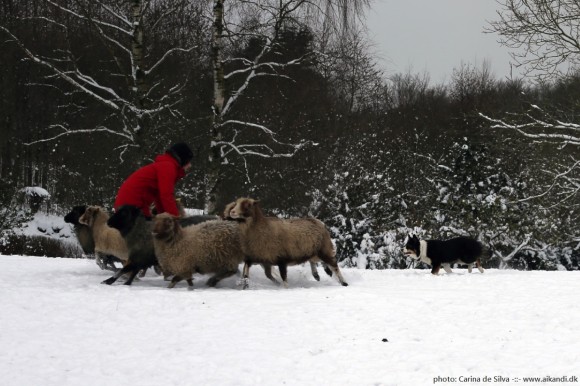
[0,234,83,258]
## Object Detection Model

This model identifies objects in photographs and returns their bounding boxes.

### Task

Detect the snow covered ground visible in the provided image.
[1,255,579,386]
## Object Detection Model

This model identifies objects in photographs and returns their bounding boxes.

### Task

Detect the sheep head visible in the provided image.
[78,206,101,227]
[64,205,87,225]
[229,198,262,222]
[108,205,142,236]
[152,212,181,241]
[221,201,236,220]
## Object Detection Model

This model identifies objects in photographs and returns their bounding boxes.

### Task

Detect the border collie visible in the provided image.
[403,234,486,275]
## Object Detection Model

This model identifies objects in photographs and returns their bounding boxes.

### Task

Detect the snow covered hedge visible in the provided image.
[306,135,579,271]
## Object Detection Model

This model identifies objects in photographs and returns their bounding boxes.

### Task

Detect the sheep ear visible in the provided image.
[86,207,97,227]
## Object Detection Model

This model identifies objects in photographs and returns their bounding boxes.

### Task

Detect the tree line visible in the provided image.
[1,0,578,269]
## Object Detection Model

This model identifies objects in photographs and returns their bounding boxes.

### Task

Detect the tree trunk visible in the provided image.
[207,0,226,214]
[131,0,146,109]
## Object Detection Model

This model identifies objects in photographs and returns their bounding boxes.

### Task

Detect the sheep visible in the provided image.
[223,201,333,284]
[152,213,245,289]
[77,206,129,272]
[64,205,95,255]
[228,197,348,289]
[64,205,122,271]
[103,205,157,285]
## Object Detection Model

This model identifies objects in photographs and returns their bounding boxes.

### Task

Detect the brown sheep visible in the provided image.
[228,197,348,289]
[223,201,333,284]
[152,213,244,290]
[78,206,129,266]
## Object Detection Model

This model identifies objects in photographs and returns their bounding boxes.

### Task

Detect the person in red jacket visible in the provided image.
[113,142,193,218]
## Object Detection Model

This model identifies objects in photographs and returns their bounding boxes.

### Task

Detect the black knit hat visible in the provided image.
[167,142,194,167]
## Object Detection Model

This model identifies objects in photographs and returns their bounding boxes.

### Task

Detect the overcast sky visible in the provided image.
[366,0,519,84]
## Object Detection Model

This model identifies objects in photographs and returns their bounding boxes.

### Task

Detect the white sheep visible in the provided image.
[228,197,348,289]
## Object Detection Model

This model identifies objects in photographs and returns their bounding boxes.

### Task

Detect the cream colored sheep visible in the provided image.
[228,197,348,289]
[78,206,129,266]
[152,213,244,289]
[223,201,332,284]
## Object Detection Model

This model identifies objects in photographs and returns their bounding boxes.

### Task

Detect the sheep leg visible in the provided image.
[278,263,289,288]
[319,255,348,287]
[103,255,120,272]
[309,261,320,281]
[261,264,280,285]
[95,252,113,271]
[242,262,252,290]
[96,253,119,272]
[322,263,333,277]
[102,265,133,285]
[207,268,238,287]
[186,278,194,291]
[122,270,140,285]
[168,275,183,289]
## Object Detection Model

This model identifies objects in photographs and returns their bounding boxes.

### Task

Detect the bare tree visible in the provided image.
[485,0,580,207]
[0,0,206,159]
[450,60,496,109]
[480,105,579,206]
[487,0,580,81]
[206,0,371,212]
[317,26,384,113]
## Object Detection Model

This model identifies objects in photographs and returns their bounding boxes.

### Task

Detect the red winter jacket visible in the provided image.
[114,153,186,217]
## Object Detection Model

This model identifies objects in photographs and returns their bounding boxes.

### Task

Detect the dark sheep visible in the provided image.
[103,205,157,285]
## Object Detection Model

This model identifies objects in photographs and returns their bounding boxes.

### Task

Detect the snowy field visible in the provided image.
[1,255,579,386]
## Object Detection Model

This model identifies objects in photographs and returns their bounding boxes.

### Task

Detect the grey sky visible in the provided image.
[366,0,520,84]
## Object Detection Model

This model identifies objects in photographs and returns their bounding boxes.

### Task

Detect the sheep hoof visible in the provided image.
[241,278,250,290]
[341,282,349,287]
[101,278,115,285]
[312,272,321,281]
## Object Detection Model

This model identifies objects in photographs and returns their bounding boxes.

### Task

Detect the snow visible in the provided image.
[21,186,50,198]
[11,212,74,239]
[1,255,579,386]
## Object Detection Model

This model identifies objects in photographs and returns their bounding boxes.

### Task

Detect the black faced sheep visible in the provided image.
[77,206,129,272]
[228,197,348,289]
[152,213,244,290]
[64,205,95,254]
[103,205,158,285]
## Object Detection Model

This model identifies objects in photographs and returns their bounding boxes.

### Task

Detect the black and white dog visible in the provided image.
[403,234,486,275]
